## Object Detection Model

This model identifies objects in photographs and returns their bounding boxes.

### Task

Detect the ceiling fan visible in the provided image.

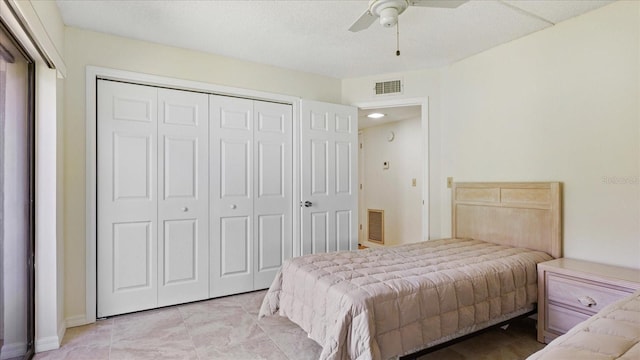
[349,0,469,32]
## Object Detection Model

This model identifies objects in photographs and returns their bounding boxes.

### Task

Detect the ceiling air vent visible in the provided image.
[374,79,402,95]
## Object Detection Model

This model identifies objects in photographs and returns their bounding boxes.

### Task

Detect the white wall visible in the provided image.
[62,27,343,323]
[343,1,640,269]
[361,118,423,247]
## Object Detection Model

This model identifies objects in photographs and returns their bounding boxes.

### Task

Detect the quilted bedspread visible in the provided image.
[527,290,640,360]
[259,238,552,360]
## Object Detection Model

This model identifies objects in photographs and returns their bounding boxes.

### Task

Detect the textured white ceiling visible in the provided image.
[56,0,615,79]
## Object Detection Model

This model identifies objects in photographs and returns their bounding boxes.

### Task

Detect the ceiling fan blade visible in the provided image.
[410,0,468,8]
[349,10,377,32]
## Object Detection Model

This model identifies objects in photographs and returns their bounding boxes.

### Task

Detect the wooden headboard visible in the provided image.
[452,182,562,258]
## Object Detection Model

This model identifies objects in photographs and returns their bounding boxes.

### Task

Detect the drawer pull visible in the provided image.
[578,296,597,307]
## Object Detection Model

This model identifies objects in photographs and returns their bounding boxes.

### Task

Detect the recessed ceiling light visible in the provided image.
[367,113,385,119]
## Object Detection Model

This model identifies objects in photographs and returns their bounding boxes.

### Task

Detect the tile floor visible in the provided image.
[34,290,545,360]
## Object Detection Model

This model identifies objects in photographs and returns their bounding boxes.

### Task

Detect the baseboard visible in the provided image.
[0,341,27,359]
[33,314,69,353]
[58,321,66,345]
[65,314,92,328]
[34,335,60,353]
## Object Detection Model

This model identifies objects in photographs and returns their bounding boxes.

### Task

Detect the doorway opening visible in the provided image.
[357,102,427,248]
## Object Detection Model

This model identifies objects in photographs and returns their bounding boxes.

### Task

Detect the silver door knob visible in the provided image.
[181,207,189,212]
[230,204,237,209]
[303,201,312,208]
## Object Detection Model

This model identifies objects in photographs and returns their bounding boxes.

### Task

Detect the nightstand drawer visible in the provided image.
[537,258,640,344]
[547,303,590,335]
[547,273,631,314]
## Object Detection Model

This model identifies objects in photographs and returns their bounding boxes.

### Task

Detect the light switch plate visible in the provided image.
[447,177,453,188]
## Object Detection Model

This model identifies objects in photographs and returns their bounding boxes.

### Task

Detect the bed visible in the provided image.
[259,182,562,360]
[527,289,640,359]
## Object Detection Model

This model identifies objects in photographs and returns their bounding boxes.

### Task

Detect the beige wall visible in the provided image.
[440,1,639,269]
[360,119,423,247]
[29,0,64,60]
[343,1,640,269]
[62,27,343,321]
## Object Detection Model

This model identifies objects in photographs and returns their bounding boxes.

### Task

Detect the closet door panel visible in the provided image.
[258,142,284,197]
[97,80,158,317]
[163,137,197,197]
[220,216,250,275]
[254,101,292,289]
[210,96,254,297]
[157,88,209,307]
[221,140,250,198]
[311,212,329,254]
[112,222,153,291]
[163,219,198,283]
[257,214,284,271]
[112,133,152,201]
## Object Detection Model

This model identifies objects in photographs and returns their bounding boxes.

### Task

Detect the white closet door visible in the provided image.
[210,96,254,297]
[97,80,158,317]
[253,101,292,289]
[157,88,209,306]
[300,100,358,255]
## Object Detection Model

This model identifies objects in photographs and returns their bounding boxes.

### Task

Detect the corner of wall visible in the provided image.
[9,0,66,76]
[64,315,90,329]
[34,335,61,354]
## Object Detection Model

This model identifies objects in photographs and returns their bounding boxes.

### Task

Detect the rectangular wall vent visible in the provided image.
[367,209,384,244]
[374,80,402,95]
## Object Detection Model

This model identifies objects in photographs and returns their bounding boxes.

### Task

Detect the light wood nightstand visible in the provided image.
[537,258,640,344]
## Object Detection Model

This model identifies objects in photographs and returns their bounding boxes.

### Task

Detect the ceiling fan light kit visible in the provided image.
[379,7,401,28]
[349,0,468,33]
[373,0,408,28]
[349,0,468,56]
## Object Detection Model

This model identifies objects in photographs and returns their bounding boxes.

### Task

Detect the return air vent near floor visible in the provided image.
[374,79,402,95]
[368,209,384,244]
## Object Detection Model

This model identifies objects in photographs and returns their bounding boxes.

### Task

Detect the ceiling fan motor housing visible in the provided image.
[370,0,409,27]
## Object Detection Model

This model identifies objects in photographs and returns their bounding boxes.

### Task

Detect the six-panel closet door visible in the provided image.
[97,80,209,317]
[209,96,292,297]
[98,79,295,315]
[300,100,358,255]
[156,88,209,307]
